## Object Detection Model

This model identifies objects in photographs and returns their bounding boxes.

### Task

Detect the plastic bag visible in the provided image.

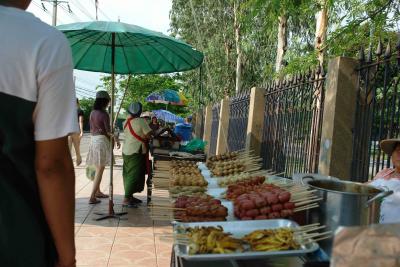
[86,165,96,181]
[182,138,206,152]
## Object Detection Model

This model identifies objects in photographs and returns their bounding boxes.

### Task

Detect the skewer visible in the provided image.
[293,204,319,212]
[150,205,185,210]
[291,189,317,196]
[294,198,323,206]
[299,223,320,229]
[295,225,326,234]
[309,235,332,243]
[301,230,332,239]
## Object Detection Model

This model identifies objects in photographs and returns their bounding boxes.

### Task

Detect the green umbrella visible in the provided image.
[57,21,204,74]
[57,21,203,220]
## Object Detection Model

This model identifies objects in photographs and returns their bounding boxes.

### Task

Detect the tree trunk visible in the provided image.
[315,1,328,66]
[234,0,242,93]
[275,15,287,73]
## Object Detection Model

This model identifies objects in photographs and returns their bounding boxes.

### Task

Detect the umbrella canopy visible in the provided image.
[152,109,184,124]
[178,92,188,106]
[57,21,204,74]
[146,89,182,105]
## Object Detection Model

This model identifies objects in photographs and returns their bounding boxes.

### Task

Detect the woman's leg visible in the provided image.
[90,165,105,203]
[71,133,82,165]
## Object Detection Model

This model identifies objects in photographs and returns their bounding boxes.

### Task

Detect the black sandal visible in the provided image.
[130,196,143,204]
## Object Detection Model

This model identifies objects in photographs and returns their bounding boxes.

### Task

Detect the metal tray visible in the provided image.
[173,219,319,261]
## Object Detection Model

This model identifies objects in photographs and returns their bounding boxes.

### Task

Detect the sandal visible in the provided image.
[95,192,109,198]
[89,198,101,204]
[130,196,143,204]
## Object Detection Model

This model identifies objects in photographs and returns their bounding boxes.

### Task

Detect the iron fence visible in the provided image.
[209,103,220,156]
[351,40,400,182]
[227,92,250,151]
[199,110,205,140]
[260,67,326,177]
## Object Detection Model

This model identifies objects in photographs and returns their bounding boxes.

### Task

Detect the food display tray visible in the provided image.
[173,219,319,261]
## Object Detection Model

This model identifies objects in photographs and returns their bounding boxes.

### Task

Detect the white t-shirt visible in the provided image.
[0,5,78,140]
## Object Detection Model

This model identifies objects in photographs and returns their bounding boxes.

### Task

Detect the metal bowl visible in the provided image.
[307,179,382,196]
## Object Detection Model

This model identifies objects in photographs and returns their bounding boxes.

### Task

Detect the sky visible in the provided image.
[27,0,173,99]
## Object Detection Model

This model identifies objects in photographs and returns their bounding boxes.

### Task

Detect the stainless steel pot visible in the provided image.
[295,173,393,256]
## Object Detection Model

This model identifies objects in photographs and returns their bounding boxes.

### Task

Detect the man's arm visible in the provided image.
[35,136,76,267]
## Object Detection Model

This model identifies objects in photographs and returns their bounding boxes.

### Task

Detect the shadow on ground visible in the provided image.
[75,195,171,229]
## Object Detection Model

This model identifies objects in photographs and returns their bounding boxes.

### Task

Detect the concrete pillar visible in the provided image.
[216,97,230,154]
[318,57,359,180]
[203,105,213,154]
[245,87,266,157]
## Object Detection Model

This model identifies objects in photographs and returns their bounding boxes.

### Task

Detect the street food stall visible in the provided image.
[149,151,333,267]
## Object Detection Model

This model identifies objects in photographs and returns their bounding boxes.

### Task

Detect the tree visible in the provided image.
[170,0,399,107]
[78,97,95,131]
[97,74,191,118]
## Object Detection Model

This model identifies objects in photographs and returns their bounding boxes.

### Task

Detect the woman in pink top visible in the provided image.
[86,91,120,204]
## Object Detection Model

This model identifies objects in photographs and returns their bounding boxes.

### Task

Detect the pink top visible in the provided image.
[374,168,400,180]
[89,110,110,136]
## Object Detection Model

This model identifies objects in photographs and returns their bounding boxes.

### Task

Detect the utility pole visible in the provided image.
[95,0,98,20]
[41,0,69,26]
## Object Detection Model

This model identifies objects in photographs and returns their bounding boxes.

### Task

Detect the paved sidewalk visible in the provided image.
[73,136,172,267]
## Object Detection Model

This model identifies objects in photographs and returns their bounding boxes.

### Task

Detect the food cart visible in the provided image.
[149,151,332,266]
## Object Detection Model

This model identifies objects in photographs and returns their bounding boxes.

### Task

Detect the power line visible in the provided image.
[31,0,65,24]
[75,77,99,88]
[76,86,96,94]
[69,0,95,20]
[75,87,95,97]
[59,4,82,22]
[41,0,70,26]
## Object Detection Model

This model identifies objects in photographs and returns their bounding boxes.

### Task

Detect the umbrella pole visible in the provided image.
[96,32,127,221]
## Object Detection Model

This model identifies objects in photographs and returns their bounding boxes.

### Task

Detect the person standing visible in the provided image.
[149,116,160,133]
[69,98,84,165]
[86,91,120,204]
[0,1,77,267]
[122,102,152,206]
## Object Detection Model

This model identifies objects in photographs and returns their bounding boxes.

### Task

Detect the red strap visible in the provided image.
[124,118,146,143]
[124,117,151,174]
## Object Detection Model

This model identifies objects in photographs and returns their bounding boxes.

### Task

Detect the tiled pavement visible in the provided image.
[73,136,173,267]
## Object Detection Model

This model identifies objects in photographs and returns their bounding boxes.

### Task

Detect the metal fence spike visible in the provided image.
[384,41,392,58]
[367,47,373,63]
[359,46,365,61]
[375,39,383,56]
[316,65,322,75]
[320,65,325,76]
[311,69,316,80]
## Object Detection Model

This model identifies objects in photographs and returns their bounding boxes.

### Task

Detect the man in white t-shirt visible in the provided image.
[0,1,77,266]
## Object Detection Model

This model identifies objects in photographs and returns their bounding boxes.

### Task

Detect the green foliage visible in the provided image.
[98,74,191,119]
[170,0,399,108]
[78,97,95,131]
